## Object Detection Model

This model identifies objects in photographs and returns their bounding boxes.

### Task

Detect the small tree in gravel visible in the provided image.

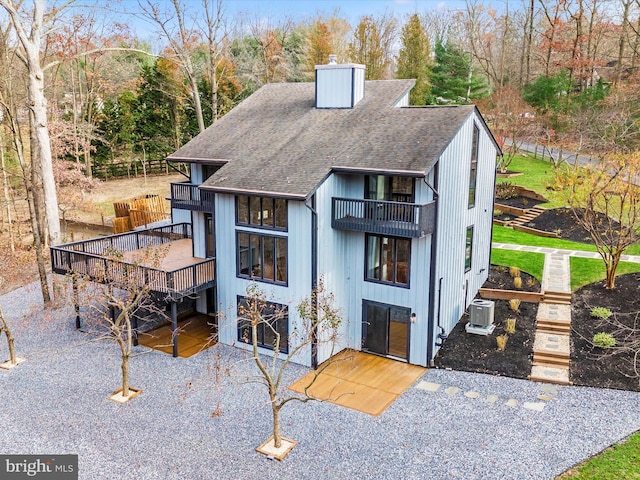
[558,152,640,289]
[77,246,169,399]
[237,280,342,452]
[0,297,18,367]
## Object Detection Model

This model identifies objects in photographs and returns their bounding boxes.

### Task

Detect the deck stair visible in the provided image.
[508,205,546,227]
[542,291,572,305]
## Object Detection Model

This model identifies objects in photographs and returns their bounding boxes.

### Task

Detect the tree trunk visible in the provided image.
[0,304,17,365]
[121,353,130,397]
[604,253,621,290]
[272,403,282,448]
[1,142,15,253]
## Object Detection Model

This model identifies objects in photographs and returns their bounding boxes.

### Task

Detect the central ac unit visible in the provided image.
[469,299,495,328]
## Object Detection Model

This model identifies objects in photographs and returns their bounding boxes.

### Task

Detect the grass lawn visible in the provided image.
[497,154,567,208]
[558,432,640,479]
[490,248,544,282]
[570,257,640,291]
[492,225,640,256]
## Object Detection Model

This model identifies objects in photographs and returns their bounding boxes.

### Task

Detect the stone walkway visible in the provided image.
[492,242,640,385]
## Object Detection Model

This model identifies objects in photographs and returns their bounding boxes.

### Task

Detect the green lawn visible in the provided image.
[490,248,544,282]
[497,154,567,208]
[558,432,640,479]
[570,257,640,291]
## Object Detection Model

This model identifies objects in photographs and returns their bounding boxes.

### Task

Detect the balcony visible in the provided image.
[170,182,215,212]
[331,197,436,238]
[50,223,215,301]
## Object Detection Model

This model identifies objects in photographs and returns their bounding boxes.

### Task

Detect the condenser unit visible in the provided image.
[469,299,495,328]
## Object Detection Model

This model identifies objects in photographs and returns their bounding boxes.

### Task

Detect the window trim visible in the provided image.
[235,195,288,231]
[468,123,479,208]
[236,231,288,286]
[465,226,474,272]
[364,233,411,288]
[237,295,289,353]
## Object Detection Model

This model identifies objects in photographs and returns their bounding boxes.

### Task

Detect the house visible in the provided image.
[52,59,500,368]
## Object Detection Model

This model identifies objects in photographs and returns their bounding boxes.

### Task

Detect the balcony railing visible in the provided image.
[170,182,215,212]
[50,223,215,300]
[331,197,436,238]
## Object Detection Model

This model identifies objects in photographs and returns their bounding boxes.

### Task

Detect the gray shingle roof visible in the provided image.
[168,80,477,198]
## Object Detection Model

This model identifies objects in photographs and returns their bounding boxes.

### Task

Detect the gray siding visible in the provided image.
[315,65,365,108]
[214,193,314,366]
[431,112,497,358]
[315,173,434,366]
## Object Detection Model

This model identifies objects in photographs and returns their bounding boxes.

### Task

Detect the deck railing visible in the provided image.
[50,223,215,300]
[331,198,436,238]
[170,182,215,212]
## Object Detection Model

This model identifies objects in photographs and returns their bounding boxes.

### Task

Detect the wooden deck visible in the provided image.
[289,350,426,416]
[122,238,201,270]
[137,313,216,358]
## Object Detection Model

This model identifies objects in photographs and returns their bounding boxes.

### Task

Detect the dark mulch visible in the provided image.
[523,207,619,244]
[571,272,640,392]
[495,195,545,209]
[434,266,540,379]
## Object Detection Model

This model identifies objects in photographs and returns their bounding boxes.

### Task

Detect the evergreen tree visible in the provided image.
[396,14,432,105]
[430,39,489,104]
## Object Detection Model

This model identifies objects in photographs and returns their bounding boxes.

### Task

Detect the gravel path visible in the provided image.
[1,282,639,480]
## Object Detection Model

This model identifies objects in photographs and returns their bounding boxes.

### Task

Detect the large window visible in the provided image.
[237,232,287,284]
[366,175,414,203]
[465,226,474,272]
[469,124,479,208]
[237,296,288,353]
[236,195,287,230]
[365,234,410,287]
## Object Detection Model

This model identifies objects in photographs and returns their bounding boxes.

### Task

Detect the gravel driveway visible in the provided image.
[1,282,639,480]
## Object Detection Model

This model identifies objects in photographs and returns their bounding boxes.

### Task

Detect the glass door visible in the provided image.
[362,301,410,360]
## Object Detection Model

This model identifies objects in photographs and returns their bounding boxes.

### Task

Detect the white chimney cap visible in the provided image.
[328,54,337,64]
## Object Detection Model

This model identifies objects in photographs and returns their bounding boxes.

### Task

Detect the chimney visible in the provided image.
[315,55,365,109]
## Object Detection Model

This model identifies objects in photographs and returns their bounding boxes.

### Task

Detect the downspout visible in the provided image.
[425,166,443,366]
[305,195,319,369]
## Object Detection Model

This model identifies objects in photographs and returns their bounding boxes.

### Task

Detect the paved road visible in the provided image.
[504,138,599,168]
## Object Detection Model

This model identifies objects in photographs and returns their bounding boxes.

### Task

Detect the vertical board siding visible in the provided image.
[432,111,497,359]
[214,193,314,366]
[316,173,432,367]
[192,211,206,258]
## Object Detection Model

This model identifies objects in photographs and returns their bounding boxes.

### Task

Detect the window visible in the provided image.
[237,296,288,353]
[465,226,474,272]
[469,124,479,208]
[237,232,287,284]
[236,195,287,230]
[365,175,414,203]
[365,234,410,287]
[202,164,219,182]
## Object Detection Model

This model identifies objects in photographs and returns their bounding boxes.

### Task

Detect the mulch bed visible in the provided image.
[571,272,640,392]
[523,207,619,244]
[495,195,545,209]
[434,266,540,379]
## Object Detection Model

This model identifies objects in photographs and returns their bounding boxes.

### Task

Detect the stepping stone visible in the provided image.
[464,391,480,399]
[540,384,559,395]
[484,395,499,404]
[523,402,546,412]
[416,381,441,392]
[505,398,518,407]
[537,394,553,402]
[530,365,570,385]
[444,387,460,396]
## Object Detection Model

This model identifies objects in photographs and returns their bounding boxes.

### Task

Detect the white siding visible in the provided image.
[431,112,497,358]
[315,65,365,108]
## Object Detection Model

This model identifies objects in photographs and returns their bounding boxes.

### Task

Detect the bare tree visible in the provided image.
[0,0,63,246]
[238,280,343,455]
[0,281,20,369]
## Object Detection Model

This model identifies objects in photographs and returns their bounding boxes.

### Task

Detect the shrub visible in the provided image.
[505,317,516,334]
[496,334,508,351]
[509,266,520,278]
[494,209,503,217]
[513,276,522,289]
[495,182,519,200]
[592,332,616,348]
[590,307,613,320]
[509,299,521,312]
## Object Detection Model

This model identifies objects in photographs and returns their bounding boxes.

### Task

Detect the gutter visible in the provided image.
[304,195,319,369]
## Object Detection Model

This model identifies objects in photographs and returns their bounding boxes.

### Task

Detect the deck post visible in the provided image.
[171,301,178,358]
[72,276,81,329]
